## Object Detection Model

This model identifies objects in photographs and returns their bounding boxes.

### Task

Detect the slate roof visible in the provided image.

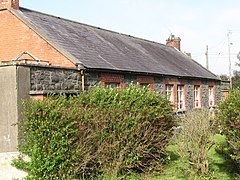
[16,8,219,80]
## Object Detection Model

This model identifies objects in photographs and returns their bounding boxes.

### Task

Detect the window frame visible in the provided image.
[177,85,185,110]
[193,85,201,108]
[208,85,215,106]
[165,84,174,103]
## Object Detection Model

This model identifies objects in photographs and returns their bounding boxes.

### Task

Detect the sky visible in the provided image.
[21,0,240,76]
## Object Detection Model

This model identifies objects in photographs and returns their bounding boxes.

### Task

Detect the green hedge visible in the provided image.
[16,85,174,179]
[217,89,240,170]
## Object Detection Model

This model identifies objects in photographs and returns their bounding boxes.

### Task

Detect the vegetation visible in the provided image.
[160,134,237,180]
[175,109,215,175]
[12,85,240,179]
[232,71,240,88]
[14,85,174,179]
[217,88,240,171]
[159,110,238,180]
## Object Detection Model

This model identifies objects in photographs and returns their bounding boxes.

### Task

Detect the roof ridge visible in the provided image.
[19,7,166,47]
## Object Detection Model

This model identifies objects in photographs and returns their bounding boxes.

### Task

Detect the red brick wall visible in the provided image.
[0,0,19,9]
[101,73,124,88]
[31,94,45,100]
[166,41,180,51]
[0,10,75,68]
[137,75,154,90]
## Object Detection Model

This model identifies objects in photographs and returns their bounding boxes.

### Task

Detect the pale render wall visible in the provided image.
[17,66,30,122]
[0,66,30,152]
[0,66,18,152]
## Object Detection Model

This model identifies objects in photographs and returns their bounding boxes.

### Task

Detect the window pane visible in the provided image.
[209,86,214,106]
[165,84,173,102]
[105,82,120,88]
[194,85,200,108]
[177,85,184,109]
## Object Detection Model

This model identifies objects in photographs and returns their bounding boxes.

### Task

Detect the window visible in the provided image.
[101,73,124,88]
[194,85,201,108]
[209,86,214,106]
[177,85,185,110]
[137,76,154,91]
[139,83,150,89]
[105,82,120,88]
[165,84,174,103]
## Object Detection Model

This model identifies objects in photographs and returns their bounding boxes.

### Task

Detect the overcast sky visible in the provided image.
[21,0,240,76]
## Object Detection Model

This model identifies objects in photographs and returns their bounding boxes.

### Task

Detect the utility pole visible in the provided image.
[205,45,209,70]
[227,30,232,89]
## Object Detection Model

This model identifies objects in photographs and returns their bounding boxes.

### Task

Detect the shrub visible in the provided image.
[16,85,174,179]
[176,109,215,176]
[217,89,240,170]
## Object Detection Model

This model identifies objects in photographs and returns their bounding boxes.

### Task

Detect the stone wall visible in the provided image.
[154,77,164,93]
[30,67,81,92]
[29,67,222,111]
[186,82,193,110]
[201,82,209,108]
[216,83,222,104]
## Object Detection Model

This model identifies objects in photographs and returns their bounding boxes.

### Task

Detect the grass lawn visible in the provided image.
[100,134,238,180]
[157,134,238,180]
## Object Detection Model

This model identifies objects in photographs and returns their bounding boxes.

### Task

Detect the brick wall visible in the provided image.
[137,76,154,90]
[0,0,19,9]
[0,10,74,67]
[100,73,124,88]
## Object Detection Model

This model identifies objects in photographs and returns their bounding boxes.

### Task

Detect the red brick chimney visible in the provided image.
[0,0,19,10]
[166,34,181,51]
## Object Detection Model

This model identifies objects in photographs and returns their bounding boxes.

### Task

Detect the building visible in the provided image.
[0,0,226,152]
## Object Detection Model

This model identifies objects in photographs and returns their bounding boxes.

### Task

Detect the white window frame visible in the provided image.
[194,85,201,108]
[209,86,215,106]
[165,84,174,103]
[177,85,185,110]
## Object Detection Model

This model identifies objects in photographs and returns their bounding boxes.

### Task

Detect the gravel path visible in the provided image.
[0,152,27,180]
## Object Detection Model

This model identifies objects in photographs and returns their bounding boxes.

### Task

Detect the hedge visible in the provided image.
[15,85,175,179]
[217,89,240,171]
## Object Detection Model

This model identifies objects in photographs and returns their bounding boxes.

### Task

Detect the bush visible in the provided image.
[176,109,215,176]
[217,89,240,170]
[16,85,174,179]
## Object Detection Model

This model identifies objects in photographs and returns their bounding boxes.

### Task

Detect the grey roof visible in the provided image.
[17,8,219,80]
